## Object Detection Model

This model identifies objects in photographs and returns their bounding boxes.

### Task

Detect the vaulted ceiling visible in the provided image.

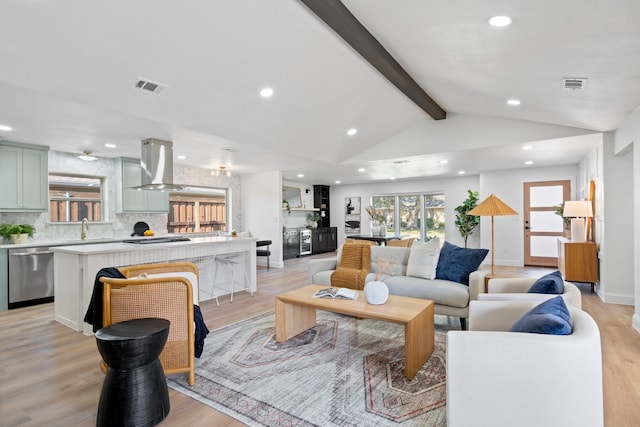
[1,1,637,185]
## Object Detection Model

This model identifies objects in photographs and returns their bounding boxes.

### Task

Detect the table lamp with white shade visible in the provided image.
[562,200,593,242]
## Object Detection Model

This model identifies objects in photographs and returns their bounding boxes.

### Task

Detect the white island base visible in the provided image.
[52,236,257,335]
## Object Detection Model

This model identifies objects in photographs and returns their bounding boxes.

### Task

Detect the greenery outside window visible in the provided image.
[371,196,395,234]
[371,192,445,241]
[49,174,103,222]
[424,193,445,240]
[169,188,228,234]
[399,195,420,238]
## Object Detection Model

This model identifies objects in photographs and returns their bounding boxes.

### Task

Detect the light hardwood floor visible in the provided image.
[1,255,639,426]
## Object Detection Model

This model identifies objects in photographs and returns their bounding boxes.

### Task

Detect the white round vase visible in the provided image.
[364,281,389,305]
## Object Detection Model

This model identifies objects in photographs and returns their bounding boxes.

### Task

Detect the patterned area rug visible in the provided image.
[168,310,452,426]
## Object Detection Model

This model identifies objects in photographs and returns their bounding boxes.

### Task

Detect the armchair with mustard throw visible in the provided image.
[98,262,198,385]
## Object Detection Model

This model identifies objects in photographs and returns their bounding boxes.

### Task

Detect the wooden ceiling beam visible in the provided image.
[300,0,446,120]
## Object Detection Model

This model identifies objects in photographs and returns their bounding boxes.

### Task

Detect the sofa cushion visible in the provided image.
[509,296,573,335]
[383,276,470,308]
[369,246,410,276]
[435,241,488,286]
[528,270,565,294]
[406,238,441,280]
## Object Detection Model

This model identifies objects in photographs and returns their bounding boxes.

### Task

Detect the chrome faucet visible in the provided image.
[81,218,89,240]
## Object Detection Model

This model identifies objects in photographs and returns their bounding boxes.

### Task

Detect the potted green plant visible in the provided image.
[306,212,321,228]
[454,190,481,248]
[0,224,35,244]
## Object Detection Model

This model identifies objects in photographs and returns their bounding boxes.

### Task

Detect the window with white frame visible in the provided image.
[168,188,228,234]
[49,174,104,222]
[371,192,445,241]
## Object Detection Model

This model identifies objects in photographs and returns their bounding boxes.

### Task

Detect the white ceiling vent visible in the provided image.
[134,78,168,94]
[562,78,587,90]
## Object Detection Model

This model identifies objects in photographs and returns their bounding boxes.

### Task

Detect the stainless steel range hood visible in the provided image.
[132,138,183,191]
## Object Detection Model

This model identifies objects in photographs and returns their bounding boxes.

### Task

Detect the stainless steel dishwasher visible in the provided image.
[8,247,54,308]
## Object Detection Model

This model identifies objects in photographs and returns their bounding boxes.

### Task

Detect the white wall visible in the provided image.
[329,175,480,248]
[241,171,283,269]
[634,143,640,331]
[595,135,634,305]
[478,165,578,267]
[331,164,595,270]
[613,107,640,331]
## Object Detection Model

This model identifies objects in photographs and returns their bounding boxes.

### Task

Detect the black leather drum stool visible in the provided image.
[95,318,171,427]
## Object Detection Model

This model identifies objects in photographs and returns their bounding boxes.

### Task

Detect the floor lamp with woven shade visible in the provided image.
[467,194,518,276]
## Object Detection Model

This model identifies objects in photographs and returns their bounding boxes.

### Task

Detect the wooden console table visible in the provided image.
[557,238,598,292]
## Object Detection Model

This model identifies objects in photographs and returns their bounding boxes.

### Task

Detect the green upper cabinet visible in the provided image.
[115,158,169,213]
[0,142,48,212]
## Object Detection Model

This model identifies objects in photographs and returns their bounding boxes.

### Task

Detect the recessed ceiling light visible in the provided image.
[458,170,466,175]
[297,173,304,178]
[335,180,341,184]
[439,160,448,164]
[524,161,534,165]
[260,87,274,98]
[347,128,357,136]
[0,124,12,131]
[488,15,512,27]
[358,168,365,172]
[104,143,116,148]
[522,145,533,150]
[389,177,396,180]
[507,99,521,106]
[177,155,187,160]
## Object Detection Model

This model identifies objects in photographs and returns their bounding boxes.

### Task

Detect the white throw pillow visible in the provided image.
[406,238,441,280]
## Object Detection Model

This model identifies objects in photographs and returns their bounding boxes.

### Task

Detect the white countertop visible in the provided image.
[0,232,228,250]
[50,235,257,254]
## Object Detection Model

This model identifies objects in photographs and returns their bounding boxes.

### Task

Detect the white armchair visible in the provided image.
[480,276,582,309]
[447,300,603,427]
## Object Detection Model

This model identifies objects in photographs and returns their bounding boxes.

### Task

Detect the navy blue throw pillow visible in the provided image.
[509,296,573,335]
[528,270,565,294]
[435,241,489,286]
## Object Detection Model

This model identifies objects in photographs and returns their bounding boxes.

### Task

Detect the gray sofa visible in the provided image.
[308,245,489,329]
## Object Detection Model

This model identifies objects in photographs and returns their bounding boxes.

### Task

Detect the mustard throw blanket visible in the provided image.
[330,244,371,290]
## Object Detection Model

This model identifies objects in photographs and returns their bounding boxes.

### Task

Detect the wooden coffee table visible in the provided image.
[275,284,434,380]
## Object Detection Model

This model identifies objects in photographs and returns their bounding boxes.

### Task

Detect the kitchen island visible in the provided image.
[52,236,257,335]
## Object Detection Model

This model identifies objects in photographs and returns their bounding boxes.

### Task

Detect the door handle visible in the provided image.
[10,251,54,256]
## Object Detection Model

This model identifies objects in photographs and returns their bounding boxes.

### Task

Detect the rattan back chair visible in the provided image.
[344,238,376,245]
[99,262,197,385]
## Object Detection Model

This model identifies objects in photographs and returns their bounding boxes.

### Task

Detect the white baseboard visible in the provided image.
[633,313,640,335]
[598,289,634,306]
